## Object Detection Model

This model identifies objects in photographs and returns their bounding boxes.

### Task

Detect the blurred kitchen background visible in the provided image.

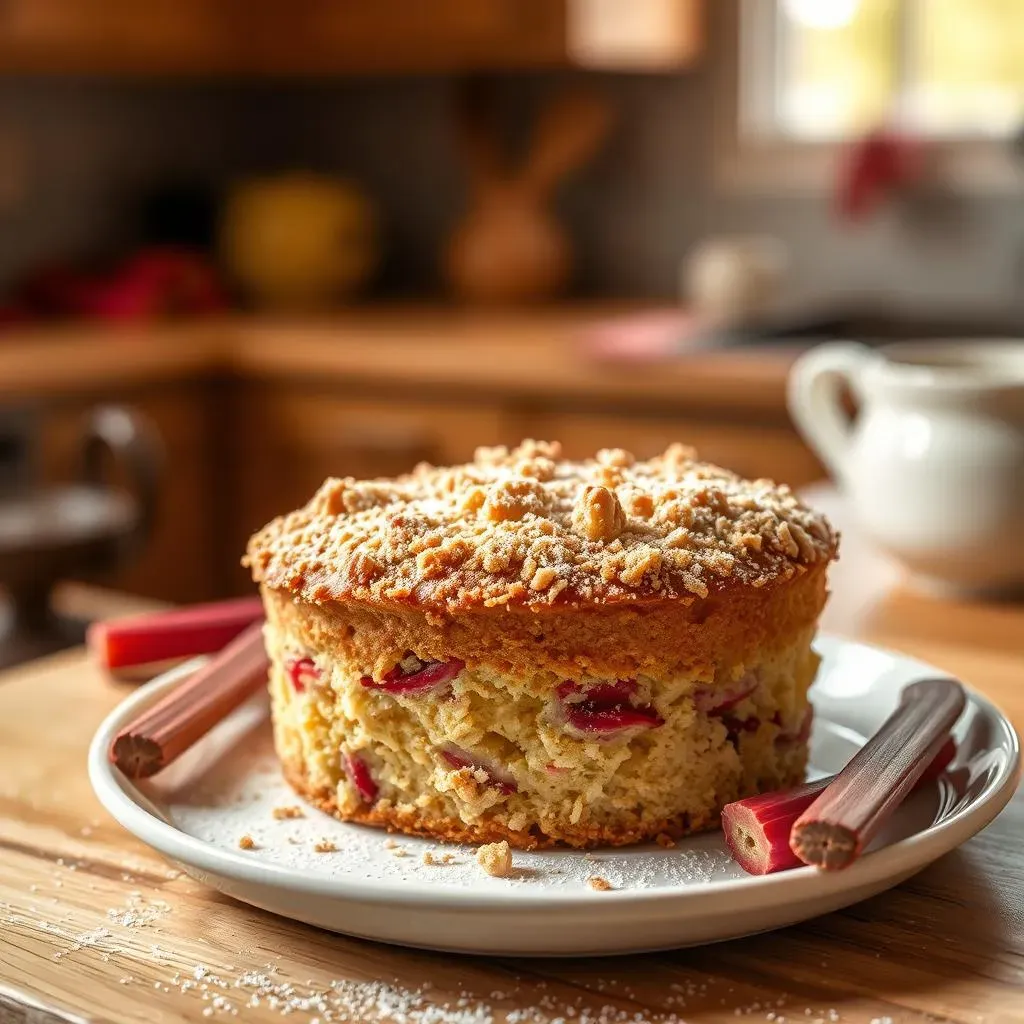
[1,0,1022,665]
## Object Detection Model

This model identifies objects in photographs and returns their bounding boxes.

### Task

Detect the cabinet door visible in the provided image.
[514,409,823,488]
[266,0,566,73]
[35,385,219,604]
[0,0,557,73]
[0,0,248,74]
[230,384,511,592]
[0,0,700,74]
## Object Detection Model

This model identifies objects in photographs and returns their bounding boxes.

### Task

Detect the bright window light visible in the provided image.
[757,0,1024,139]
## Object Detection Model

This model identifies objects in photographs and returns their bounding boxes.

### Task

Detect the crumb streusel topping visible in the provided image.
[246,440,837,611]
[475,840,513,877]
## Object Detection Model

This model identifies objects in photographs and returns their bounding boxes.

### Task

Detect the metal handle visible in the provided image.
[78,406,163,566]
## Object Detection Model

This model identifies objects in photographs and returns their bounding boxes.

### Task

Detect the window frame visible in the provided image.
[714,0,1023,194]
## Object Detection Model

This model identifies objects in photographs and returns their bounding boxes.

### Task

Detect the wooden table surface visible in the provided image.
[2,542,1022,1024]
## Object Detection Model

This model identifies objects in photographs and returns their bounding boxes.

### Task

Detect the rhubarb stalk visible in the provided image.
[109,621,269,778]
[722,736,956,875]
[89,596,265,671]
[723,776,832,875]
[790,678,965,870]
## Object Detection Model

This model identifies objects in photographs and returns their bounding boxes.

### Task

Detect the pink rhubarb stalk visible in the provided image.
[88,596,264,671]
[722,735,957,875]
[790,679,965,870]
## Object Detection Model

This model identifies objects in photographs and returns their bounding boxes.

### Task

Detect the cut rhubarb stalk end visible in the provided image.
[723,732,958,875]
[88,596,265,671]
[790,677,965,871]
[722,777,830,875]
[557,679,663,735]
[361,657,465,695]
[109,622,268,779]
[440,746,517,794]
[285,656,320,693]
[343,752,378,803]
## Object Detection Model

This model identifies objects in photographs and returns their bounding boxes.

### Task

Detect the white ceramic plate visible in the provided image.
[88,634,1020,957]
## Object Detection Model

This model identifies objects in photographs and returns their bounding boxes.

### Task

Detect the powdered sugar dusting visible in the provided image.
[146,959,855,1023]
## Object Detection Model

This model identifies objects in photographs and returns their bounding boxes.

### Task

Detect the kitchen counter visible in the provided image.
[0,309,795,417]
[0,509,1021,1024]
[0,308,818,605]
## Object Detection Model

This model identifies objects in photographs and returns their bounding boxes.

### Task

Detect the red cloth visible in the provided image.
[6,247,226,324]
[837,129,926,222]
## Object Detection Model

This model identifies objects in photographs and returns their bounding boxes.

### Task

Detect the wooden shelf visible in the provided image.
[0,308,794,416]
[0,0,702,76]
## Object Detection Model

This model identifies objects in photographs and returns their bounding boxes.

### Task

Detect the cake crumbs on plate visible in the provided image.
[655,832,676,849]
[313,840,337,854]
[423,851,456,866]
[271,805,305,820]
[476,841,512,877]
[237,835,256,850]
[588,875,613,891]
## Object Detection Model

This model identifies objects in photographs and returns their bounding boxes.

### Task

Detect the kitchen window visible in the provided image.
[726,0,1024,189]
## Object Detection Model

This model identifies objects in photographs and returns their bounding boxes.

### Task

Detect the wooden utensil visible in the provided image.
[444,84,614,304]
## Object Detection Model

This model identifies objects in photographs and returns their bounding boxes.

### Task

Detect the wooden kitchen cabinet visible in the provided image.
[3,314,820,605]
[258,0,568,75]
[0,0,249,75]
[224,382,821,595]
[226,383,512,592]
[0,0,702,75]
[518,408,823,487]
[31,383,221,605]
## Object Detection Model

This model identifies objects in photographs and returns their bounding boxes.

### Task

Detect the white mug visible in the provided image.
[788,340,1024,596]
[684,235,788,327]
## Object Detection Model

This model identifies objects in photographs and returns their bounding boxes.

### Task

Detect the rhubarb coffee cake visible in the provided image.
[245,441,838,849]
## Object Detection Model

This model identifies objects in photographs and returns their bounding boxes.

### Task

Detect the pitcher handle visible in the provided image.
[787,343,872,483]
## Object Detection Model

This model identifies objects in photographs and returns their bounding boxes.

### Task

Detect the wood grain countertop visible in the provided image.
[0,309,798,417]
[1,496,1022,1024]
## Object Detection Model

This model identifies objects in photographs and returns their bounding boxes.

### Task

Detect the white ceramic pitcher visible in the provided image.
[788,340,1024,596]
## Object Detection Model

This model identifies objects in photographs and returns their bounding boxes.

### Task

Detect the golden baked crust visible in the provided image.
[261,561,830,685]
[245,441,838,613]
